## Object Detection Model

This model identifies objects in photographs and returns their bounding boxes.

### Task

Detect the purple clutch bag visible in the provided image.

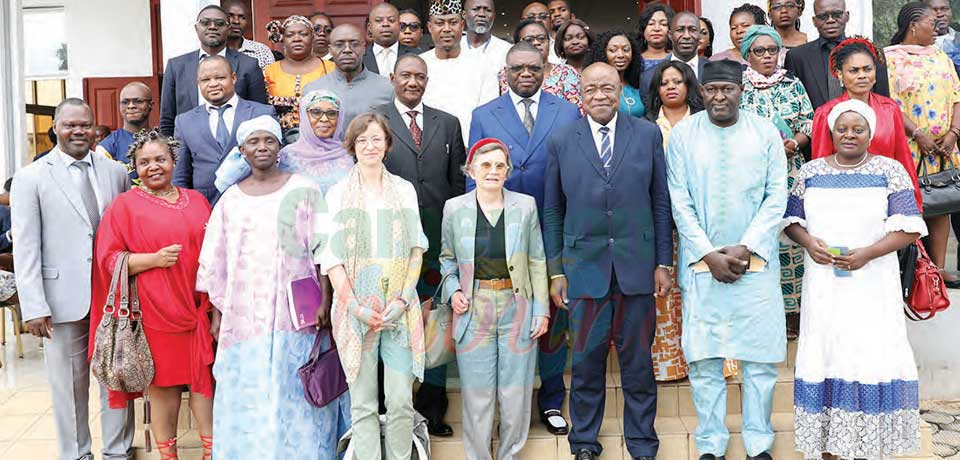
[287,277,323,330]
[298,328,348,408]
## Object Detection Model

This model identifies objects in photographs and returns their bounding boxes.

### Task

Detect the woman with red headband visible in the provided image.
[810,37,921,205]
[438,138,549,460]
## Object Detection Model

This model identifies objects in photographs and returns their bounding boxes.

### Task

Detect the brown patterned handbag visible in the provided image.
[91,252,155,393]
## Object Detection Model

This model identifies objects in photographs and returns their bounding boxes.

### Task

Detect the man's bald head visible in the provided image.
[120,82,152,100]
[197,55,234,76]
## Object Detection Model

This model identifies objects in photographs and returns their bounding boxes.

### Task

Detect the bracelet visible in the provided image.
[912,127,924,139]
[950,127,960,138]
[785,138,799,151]
[396,297,410,311]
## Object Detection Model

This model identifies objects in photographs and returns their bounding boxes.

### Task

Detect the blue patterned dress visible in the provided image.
[786,157,925,460]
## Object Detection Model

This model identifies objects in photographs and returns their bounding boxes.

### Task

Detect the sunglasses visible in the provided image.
[400,22,421,32]
[814,10,845,21]
[197,18,228,28]
[307,109,340,120]
[313,24,333,34]
[525,13,550,21]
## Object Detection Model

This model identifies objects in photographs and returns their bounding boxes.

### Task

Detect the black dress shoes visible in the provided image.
[574,449,598,460]
[541,409,569,435]
[746,452,772,460]
[699,455,726,460]
[427,420,454,437]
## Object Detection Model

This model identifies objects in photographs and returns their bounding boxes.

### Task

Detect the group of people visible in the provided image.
[8,0,956,459]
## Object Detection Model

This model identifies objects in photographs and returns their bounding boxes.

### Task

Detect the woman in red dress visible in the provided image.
[810,37,921,206]
[89,130,215,460]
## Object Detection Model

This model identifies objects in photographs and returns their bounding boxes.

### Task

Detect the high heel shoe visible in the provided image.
[200,434,213,460]
[156,437,178,460]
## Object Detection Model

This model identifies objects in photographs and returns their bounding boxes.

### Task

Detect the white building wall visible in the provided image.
[701,0,874,54]
[23,0,153,97]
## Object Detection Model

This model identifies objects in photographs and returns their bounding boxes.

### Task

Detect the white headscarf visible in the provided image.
[827,99,877,141]
[214,115,284,193]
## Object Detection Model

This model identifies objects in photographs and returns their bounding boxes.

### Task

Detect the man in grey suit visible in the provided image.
[377,53,466,437]
[12,98,134,460]
[173,55,276,205]
[159,5,267,136]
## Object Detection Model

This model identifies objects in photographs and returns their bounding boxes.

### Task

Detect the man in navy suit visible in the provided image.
[468,41,580,436]
[159,5,267,136]
[543,62,673,460]
[172,56,276,204]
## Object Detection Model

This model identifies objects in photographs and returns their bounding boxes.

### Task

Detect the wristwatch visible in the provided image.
[657,264,674,274]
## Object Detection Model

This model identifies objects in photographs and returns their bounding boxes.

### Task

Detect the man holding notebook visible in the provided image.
[664,59,788,460]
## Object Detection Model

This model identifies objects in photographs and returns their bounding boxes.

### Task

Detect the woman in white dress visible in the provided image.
[783,99,925,460]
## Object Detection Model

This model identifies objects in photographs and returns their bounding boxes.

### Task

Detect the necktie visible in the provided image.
[72,161,100,230]
[215,104,232,148]
[599,126,613,172]
[381,47,395,73]
[407,111,422,148]
[521,98,535,134]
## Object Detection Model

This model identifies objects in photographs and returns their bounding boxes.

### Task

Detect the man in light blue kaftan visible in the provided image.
[665,59,788,460]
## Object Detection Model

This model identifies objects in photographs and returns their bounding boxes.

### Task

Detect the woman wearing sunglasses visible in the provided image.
[739,25,814,337]
[399,9,424,49]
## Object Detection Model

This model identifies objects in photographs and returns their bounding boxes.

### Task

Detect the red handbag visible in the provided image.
[904,240,951,321]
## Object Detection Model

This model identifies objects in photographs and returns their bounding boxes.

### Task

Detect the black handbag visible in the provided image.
[917,157,960,216]
[898,241,919,299]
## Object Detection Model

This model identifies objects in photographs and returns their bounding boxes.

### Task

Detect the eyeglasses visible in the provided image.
[400,22,421,32]
[769,2,798,12]
[749,45,781,57]
[120,98,151,106]
[307,109,339,120]
[525,13,549,21]
[313,24,333,34]
[701,85,739,97]
[521,34,549,44]
[197,18,228,28]
[507,64,544,74]
[331,40,363,50]
[355,137,386,148]
[475,161,509,172]
[814,10,845,21]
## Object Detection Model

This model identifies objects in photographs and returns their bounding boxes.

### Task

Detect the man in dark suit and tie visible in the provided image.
[784,0,890,109]
[543,62,673,460]
[172,56,276,204]
[159,5,267,136]
[363,3,419,75]
[376,54,466,437]
[469,41,581,436]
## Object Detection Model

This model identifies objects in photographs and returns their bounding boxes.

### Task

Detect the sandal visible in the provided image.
[156,437,178,460]
[200,434,213,460]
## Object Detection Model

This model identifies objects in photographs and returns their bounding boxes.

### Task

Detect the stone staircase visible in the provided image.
[132,340,936,459]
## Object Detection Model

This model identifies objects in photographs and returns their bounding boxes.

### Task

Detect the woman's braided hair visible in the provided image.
[125,128,180,173]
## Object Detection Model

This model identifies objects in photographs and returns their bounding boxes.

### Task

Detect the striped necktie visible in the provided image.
[599,126,612,171]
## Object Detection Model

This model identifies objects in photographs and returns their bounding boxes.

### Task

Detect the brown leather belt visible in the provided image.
[476,278,513,290]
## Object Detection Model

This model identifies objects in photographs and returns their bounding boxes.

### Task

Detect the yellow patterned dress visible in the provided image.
[884,45,960,172]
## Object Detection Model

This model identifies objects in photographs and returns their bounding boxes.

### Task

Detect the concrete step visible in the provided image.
[130,414,935,460]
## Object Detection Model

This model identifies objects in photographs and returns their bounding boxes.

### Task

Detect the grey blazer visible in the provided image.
[438,188,549,343]
[11,149,130,323]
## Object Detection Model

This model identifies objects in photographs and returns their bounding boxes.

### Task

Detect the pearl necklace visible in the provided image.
[834,152,870,169]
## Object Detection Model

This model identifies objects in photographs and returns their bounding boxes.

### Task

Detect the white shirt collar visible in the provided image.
[199,47,228,60]
[57,147,93,168]
[507,88,542,107]
[204,93,239,112]
[374,42,399,55]
[587,112,618,134]
[395,98,424,115]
